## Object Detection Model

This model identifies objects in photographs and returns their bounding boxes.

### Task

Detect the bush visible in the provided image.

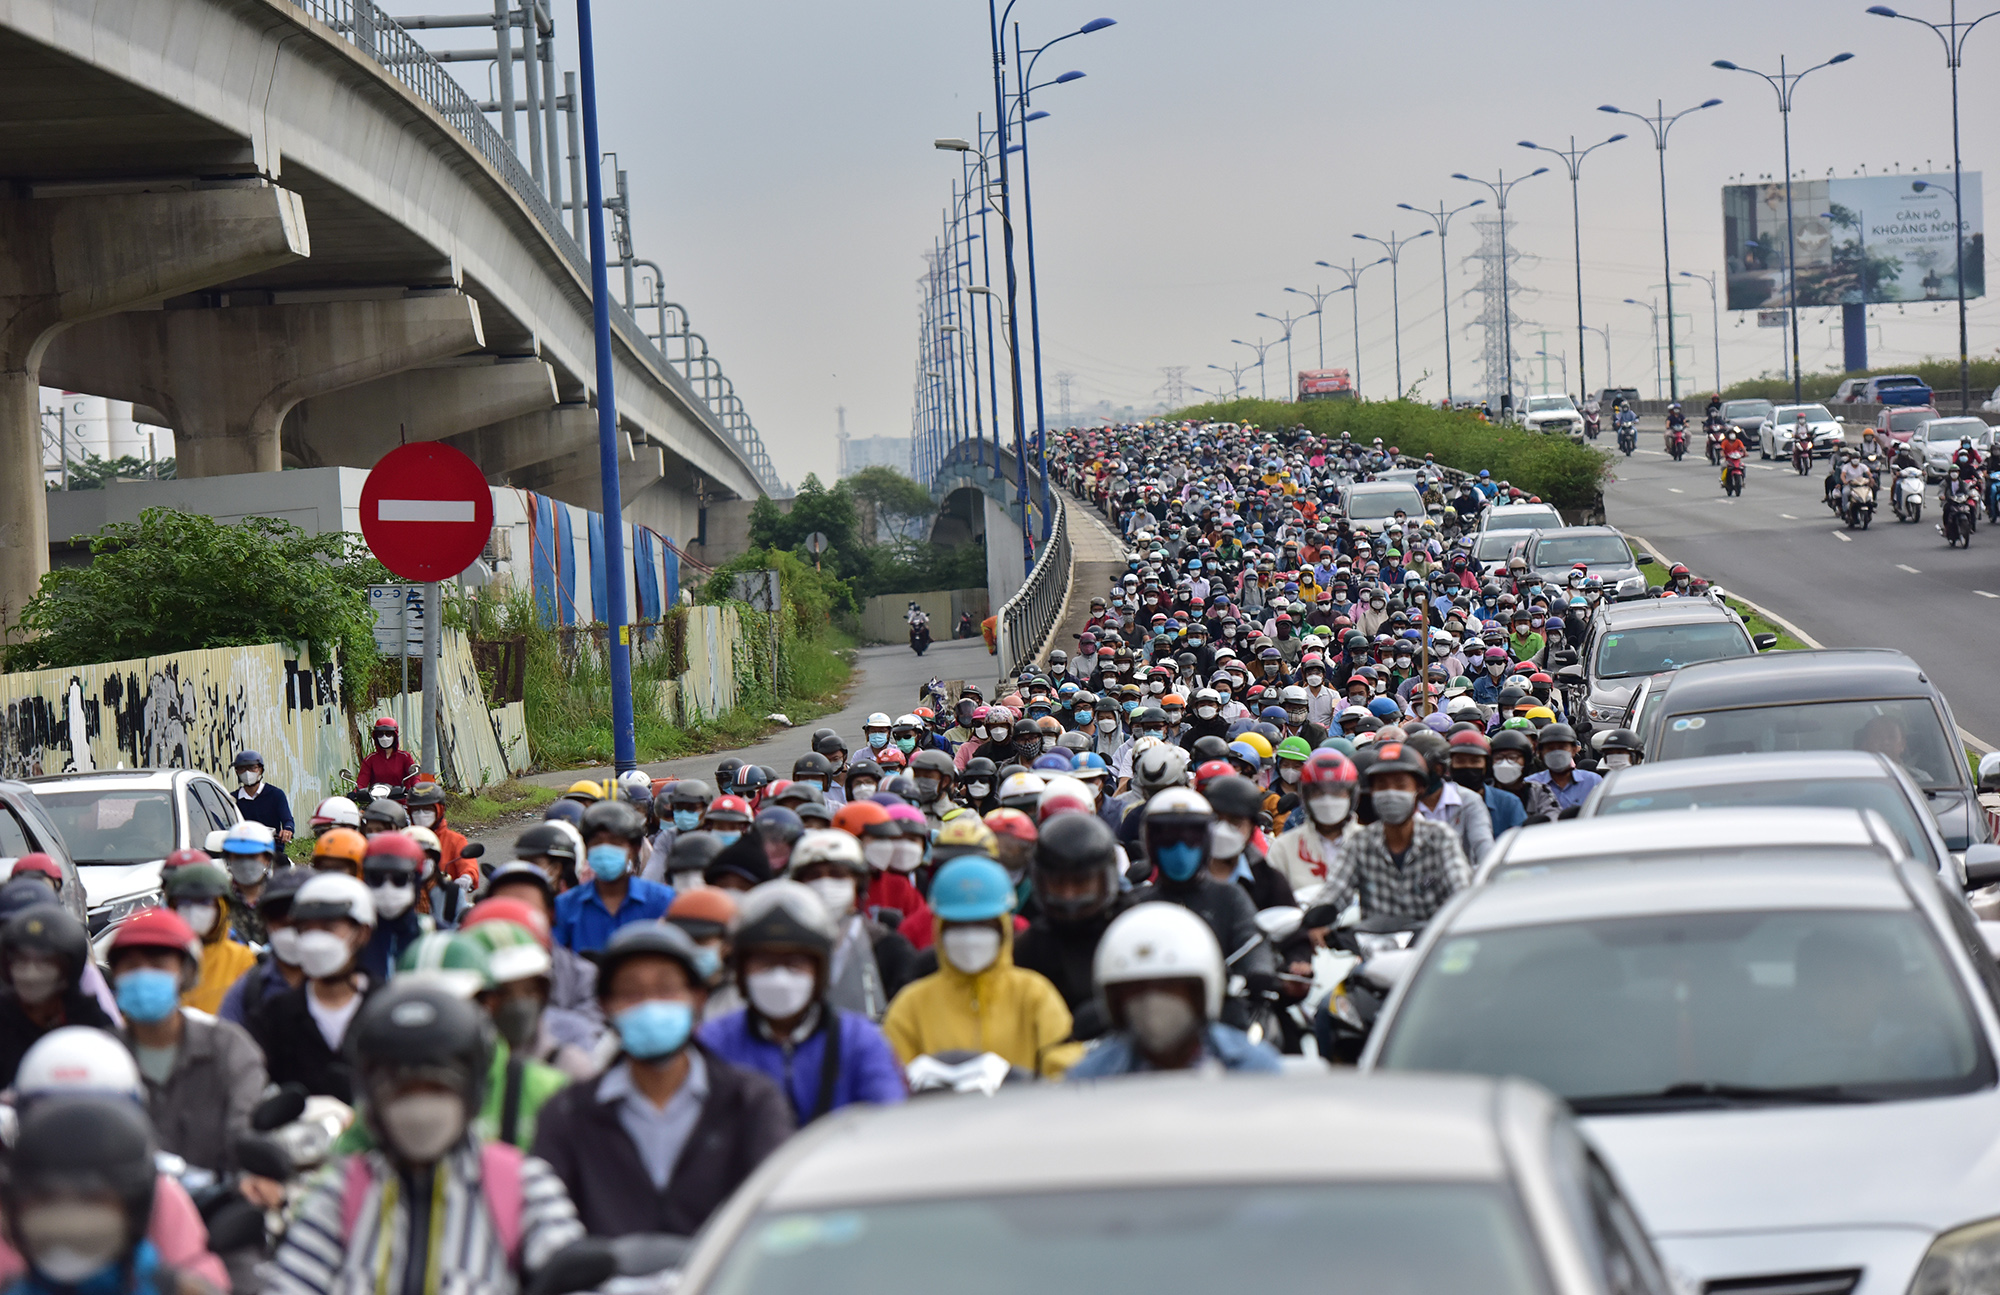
[1720,357,2000,404]
[1170,398,1610,513]
[701,548,853,625]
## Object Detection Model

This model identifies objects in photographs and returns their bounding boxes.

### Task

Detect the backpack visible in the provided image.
[339,1142,525,1269]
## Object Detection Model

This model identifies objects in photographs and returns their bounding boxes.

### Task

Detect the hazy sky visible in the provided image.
[519,0,1999,481]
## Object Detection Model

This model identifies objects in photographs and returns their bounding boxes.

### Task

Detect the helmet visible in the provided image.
[1980,752,2000,793]
[406,782,447,809]
[832,799,896,839]
[5,1097,158,1271]
[1275,735,1313,762]
[1133,743,1189,795]
[733,765,772,796]
[107,909,202,988]
[1537,722,1579,748]
[1234,731,1274,761]
[372,717,400,736]
[515,822,579,865]
[931,816,999,863]
[396,932,494,998]
[1489,728,1535,759]
[291,871,377,927]
[458,919,554,986]
[580,799,647,843]
[703,794,754,826]
[1093,902,1225,1019]
[220,821,276,855]
[591,922,720,995]
[666,779,715,811]
[351,982,494,1146]
[733,881,837,961]
[563,779,604,804]
[930,856,1016,922]
[1364,741,1428,783]
[361,797,409,831]
[1036,776,1096,821]
[788,828,869,876]
[616,770,655,805]
[403,825,441,857]
[1598,727,1643,755]
[311,797,363,831]
[1367,696,1402,719]
[668,832,726,879]
[1202,775,1266,820]
[17,1026,143,1104]
[792,752,834,782]
[2,907,90,984]
[997,771,1047,810]
[1030,812,1120,922]
[1299,748,1358,787]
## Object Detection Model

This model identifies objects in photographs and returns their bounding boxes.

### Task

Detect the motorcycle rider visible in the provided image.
[1596,727,1644,771]
[1521,722,1601,819]
[1012,813,1138,1041]
[1315,742,1471,922]
[229,749,293,845]
[1839,449,1872,519]
[553,801,673,955]
[1719,424,1747,490]
[1136,787,1272,1025]
[247,872,377,1101]
[354,716,419,799]
[161,863,258,1014]
[1064,903,1281,1078]
[1406,732,1495,865]
[0,905,115,1089]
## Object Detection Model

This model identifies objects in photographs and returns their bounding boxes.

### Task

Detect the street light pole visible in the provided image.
[1353,229,1434,399]
[1679,269,1724,394]
[1231,338,1277,400]
[1713,53,1855,405]
[1583,323,1613,393]
[1396,198,1484,406]
[1624,298,1664,399]
[982,0,1032,568]
[1314,257,1389,399]
[1283,285,1338,369]
[1867,3,1997,414]
[1257,308,1318,401]
[1519,133,1628,404]
[1599,98,1723,404]
[1451,168,1548,417]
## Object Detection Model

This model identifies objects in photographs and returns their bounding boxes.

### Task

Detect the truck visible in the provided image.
[1298,368,1354,401]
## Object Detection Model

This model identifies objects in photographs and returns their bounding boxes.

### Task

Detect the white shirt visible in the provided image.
[306,987,364,1052]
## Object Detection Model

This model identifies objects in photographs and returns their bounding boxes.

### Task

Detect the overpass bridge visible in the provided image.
[0,0,782,624]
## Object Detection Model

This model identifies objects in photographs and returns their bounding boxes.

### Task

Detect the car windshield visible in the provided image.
[1722,401,1772,418]
[1378,908,1989,1109]
[1889,410,1933,432]
[1475,532,1529,562]
[1529,396,1576,413]
[1492,506,1563,531]
[1532,536,1632,569]
[1591,778,1934,861]
[706,1184,1549,1295]
[1927,420,1984,442]
[1593,622,1752,680]
[33,789,175,864]
[1775,405,1835,423]
[1656,697,1961,790]
[1347,486,1425,520]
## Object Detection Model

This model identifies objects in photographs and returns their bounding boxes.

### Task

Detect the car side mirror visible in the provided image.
[1630,551,1653,565]
[1555,665,1584,684]
[1553,649,1579,667]
[1964,844,2000,889]
[1752,633,1779,652]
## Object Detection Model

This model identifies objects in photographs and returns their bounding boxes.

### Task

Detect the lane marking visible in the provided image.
[1896,563,1922,573]
[1780,513,1798,520]
[1980,591,2000,599]
[1668,487,1683,494]
[1832,532,1852,542]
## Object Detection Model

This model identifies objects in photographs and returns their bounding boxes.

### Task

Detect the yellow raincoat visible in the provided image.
[882,917,1083,1078]
[184,902,259,1015]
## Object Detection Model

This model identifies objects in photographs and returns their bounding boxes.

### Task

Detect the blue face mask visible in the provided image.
[868,733,888,750]
[615,999,694,1060]
[672,810,701,832]
[115,968,181,1024]
[710,830,741,848]
[587,844,630,883]
[1155,841,1205,883]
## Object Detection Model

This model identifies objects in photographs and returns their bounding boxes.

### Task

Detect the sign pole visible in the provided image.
[399,590,410,738]
[422,581,440,779]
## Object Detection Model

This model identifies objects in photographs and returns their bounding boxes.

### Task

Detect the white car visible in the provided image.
[1480,501,1566,534]
[1522,394,1586,438]
[1982,384,2000,414]
[1766,403,1847,459]
[25,768,241,932]
[1918,415,1996,481]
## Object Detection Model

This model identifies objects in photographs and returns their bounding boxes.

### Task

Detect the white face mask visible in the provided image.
[1603,752,1633,769]
[17,1203,126,1284]
[746,966,817,1020]
[1307,794,1351,826]
[967,781,992,798]
[269,926,304,967]
[178,902,219,938]
[1196,705,1217,720]
[1124,988,1201,1056]
[1209,822,1248,860]
[376,735,395,749]
[1279,766,1301,785]
[862,839,898,871]
[295,929,354,980]
[807,876,856,918]
[941,924,1002,975]
[379,1092,466,1164]
[369,882,414,919]
[889,840,924,873]
[238,770,261,787]
[1491,759,1525,785]
[410,809,437,828]
[850,781,877,801]
[1097,717,1119,733]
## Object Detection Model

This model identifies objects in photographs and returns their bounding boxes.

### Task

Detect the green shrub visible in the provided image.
[1720,357,2000,404]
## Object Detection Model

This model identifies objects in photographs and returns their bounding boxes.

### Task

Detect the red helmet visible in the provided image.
[1192,759,1236,792]
[163,848,211,871]
[462,896,553,949]
[372,716,399,732]
[1448,729,1492,754]
[704,794,754,825]
[1299,750,1359,787]
[109,908,202,981]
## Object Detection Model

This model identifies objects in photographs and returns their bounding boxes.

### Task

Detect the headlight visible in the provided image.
[87,891,162,936]
[1911,1217,2000,1295]
[1587,704,1619,721]
[1618,574,1645,590]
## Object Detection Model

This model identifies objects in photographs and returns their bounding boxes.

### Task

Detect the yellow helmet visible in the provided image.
[563,779,605,803]
[1524,706,1556,723]
[1235,732,1274,761]
[932,815,997,860]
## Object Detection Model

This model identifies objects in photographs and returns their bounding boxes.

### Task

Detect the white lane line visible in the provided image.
[1979,590,2000,599]
[1896,563,1922,573]
[1668,487,1684,494]
[1755,464,1779,472]
[1832,532,1852,542]
[1780,513,1798,519]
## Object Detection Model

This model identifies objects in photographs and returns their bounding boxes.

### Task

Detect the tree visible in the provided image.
[47,453,176,491]
[843,465,933,541]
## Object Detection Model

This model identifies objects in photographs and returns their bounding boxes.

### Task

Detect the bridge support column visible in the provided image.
[0,186,308,628]
[44,291,485,478]
[285,356,558,467]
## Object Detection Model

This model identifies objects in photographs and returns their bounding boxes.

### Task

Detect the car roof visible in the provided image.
[1455,852,1914,933]
[757,1071,1530,1208]
[24,770,187,790]
[1657,648,1929,712]
[1526,525,1621,543]
[1585,749,1901,796]
[1593,597,1740,630]
[1346,480,1420,493]
[1491,806,1901,867]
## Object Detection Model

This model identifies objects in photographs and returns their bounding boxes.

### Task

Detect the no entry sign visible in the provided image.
[360,443,494,582]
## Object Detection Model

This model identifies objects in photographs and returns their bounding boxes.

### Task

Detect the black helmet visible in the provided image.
[351,982,493,1145]
[362,797,409,830]
[1363,741,1429,783]
[1489,729,1536,758]
[666,779,714,809]
[1202,774,1267,820]
[1537,722,1579,748]
[1599,727,1643,755]
[668,832,726,877]
[405,782,446,809]
[1012,718,1041,742]
[1191,734,1233,763]
[792,752,834,782]
[256,866,312,920]
[515,822,578,864]
[715,756,744,790]
[1030,813,1120,922]
[591,922,718,998]
[1,907,88,985]
[580,799,647,843]
[960,756,997,783]
[733,766,772,796]
[846,759,883,791]
[812,729,847,757]
[5,1097,156,1272]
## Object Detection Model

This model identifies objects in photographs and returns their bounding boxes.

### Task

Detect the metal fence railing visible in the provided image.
[994,493,1070,683]
[280,0,785,496]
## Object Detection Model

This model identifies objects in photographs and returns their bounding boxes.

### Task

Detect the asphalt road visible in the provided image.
[1598,420,2000,748]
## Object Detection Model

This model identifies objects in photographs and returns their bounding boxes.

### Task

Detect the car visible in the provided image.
[22,768,241,932]
[669,1070,1673,1295]
[1719,398,1772,449]
[1364,846,2000,1295]
[1917,415,1997,481]
[1522,394,1585,438]
[1560,596,1772,733]
[1515,526,1648,602]
[1984,382,2000,414]
[1643,647,1988,851]
[1479,501,1565,534]
[1766,403,1847,459]
[1599,669,1675,742]
[1593,386,1642,414]
[1574,751,1981,885]
[1470,528,1539,577]
[1833,376,1868,404]
[0,781,89,925]
[1337,480,1428,534]
[1862,373,1935,406]
[1475,805,1913,884]
[1874,404,1939,446]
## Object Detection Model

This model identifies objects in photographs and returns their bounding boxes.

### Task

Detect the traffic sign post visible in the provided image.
[804,531,828,572]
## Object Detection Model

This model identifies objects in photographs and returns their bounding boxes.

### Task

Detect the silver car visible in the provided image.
[1365,843,2000,1295]
[671,1072,1674,1295]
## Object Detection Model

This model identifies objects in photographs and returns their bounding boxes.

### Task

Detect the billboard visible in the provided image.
[1723,173,1983,310]
[1298,368,1353,400]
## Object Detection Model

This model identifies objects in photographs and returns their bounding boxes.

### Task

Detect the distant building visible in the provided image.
[837,432,913,479]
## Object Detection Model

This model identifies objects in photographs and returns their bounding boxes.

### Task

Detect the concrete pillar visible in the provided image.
[445,403,597,478]
[42,292,485,478]
[0,186,308,626]
[284,356,558,467]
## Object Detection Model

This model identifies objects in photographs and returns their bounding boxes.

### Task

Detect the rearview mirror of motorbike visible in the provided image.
[1555,666,1584,684]
[1752,633,1779,652]
[608,1234,691,1277]
[460,842,486,860]
[251,1083,309,1133]
[1254,905,1305,943]
[234,1133,295,1183]
[1963,844,2000,889]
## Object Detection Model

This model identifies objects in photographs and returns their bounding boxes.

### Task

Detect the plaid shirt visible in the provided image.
[1321,818,1471,921]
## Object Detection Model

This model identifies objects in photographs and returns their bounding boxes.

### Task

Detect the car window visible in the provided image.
[1533,536,1632,568]
[1378,908,1991,1107]
[1593,622,1753,680]
[193,781,236,832]
[1722,401,1772,418]
[1877,376,1925,388]
[31,790,177,865]
[1776,405,1835,422]
[0,807,31,859]
[1493,507,1563,530]
[1928,419,1985,441]
[1655,697,1961,789]
[1529,396,1576,412]
[1591,777,1934,861]
[1345,486,1425,520]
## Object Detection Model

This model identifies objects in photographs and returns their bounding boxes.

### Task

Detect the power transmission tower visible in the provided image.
[1159,365,1187,407]
[1056,372,1074,427]
[1461,216,1537,408]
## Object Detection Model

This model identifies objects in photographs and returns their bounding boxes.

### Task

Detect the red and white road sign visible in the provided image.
[360,443,494,583]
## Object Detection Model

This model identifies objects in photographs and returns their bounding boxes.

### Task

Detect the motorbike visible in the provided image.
[1986,472,2000,525]
[1583,409,1601,440]
[1618,423,1638,456]
[1311,916,1425,1064]
[1845,478,1876,529]
[907,1051,1034,1095]
[1943,479,1979,547]
[1665,426,1687,461]
[909,617,932,656]
[1891,467,1926,523]
[1721,452,1746,497]
[1793,434,1814,475]
[1705,429,1723,466]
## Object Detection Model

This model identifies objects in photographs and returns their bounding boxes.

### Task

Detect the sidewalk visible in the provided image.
[1039,495,1128,667]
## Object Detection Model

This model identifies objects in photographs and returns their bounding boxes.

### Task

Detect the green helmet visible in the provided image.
[1500,716,1535,732]
[458,920,553,985]
[396,932,491,998]
[1275,735,1313,762]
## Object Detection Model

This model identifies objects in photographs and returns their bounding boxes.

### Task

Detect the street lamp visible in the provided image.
[1352,229,1434,399]
[1451,168,1548,415]
[1868,3,1997,412]
[1624,298,1664,399]
[1397,198,1484,405]
[1231,338,1277,400]
[1257,309,1318,401]
[1534,349,1567,393]
[1599,98,1723,402]
[1712,53,1855,404]
[1679,269,1724,395]
[1315,257,1390,399]
[1283,286,1339,369]
[1208,360,1255,400]
[1582,323,1613,395]
[1519,133,1627,405]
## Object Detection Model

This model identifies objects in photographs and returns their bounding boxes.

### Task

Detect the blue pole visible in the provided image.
[1013,27,1051,543]
[574,0,636,771]
[989,0,1034,572]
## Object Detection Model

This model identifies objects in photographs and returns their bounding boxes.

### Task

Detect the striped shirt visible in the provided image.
[267,1144,584,1295]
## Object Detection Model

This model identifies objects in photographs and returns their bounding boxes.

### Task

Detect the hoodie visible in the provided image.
[880,914,1082,1078]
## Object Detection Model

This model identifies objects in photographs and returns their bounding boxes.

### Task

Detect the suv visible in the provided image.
[23,768,240,933]
[1337,480,1428,534]
[1478,501,1564,534]
[1877,404,1940,446]
[1862,374,1935,406]
[1719,399,1772,449]
[1516,526,1648,601]
[1559,595,1771,735]
[1832,376,1868,403]
[1520,394,1584,438]
[1643,647,1987,850]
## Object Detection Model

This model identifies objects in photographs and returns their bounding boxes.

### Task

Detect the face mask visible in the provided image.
[1124,988,1201,1056]
[17,1203,125,1285]
[410,809,437,828]
[808,876,856,918]
[1542,749,1575,773]
[1373,680,1389,696]
[588,844,630,882]
[710,830,742,849]
[1452,767,1487,792]
[747,966,817,1020]
[1604,752,1633,769]
[368,882,414,920]
[1487,663,1505,675]
[914,778,943,803]
[989,726,1010,742]
[868,733,888,750]
[616,998,695,1060]
[896,737,916,754]
[941,925,1002,975]
[1209,822,1248,860]
[377,735,395,749]
[862,839,898,871]
[1304,672,1324,686]
[673,809,701,832]
[1097,717,1121,734]
[889,840,924,873]
[115,967,181,1024]
[967,781,992,799]
[1194,705,1218,721]
[238,769,261,787]
[1154,840,1205,883]
[227,855,268,887]
[269,926,304,967]
[494,994,543,1052]
[379,1091,467,1163]
[295,929,353,980]
[170,900,217,938]
[1307,794,1352,826]
[1279,766,1302,786]
[1492,759,1525,785]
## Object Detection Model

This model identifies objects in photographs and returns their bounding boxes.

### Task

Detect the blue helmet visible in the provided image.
[1478,469,1491,479]
[1031,752,1075,773]
[930,857,1016,922]
[1368,696,1402,719]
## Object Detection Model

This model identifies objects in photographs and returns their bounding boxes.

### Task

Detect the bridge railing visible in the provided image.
[283,0,786,497]
[994,493,1070,683]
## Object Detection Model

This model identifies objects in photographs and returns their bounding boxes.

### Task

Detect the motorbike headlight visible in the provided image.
[1911,1217,2000,1295]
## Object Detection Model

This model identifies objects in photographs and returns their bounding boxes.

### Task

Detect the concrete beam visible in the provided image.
[284,356,557,468]
[624,445,665,508]
[445,403,596,478]
[0,185,308,627]
[43,291,484,477]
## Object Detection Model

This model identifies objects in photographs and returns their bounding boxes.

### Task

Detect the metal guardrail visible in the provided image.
[280,0,785,496]
[994,493,1070,681]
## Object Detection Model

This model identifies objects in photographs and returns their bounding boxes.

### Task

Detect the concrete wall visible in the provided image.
[361,629,519,790]
[860,590,989,645]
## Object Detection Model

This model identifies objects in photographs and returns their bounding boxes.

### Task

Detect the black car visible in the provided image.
[1643,648,1988,851]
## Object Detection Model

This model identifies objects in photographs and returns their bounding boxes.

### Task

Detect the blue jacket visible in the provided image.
[1483,784,1526,836]
[234,782,294,835]
[698,1006,907,1122]
[360,909,426,984]
[1065,1023,1282,1078]
[554,877,674,953]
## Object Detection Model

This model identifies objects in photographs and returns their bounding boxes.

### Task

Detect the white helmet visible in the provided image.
[1133,744,1190,795]
[1093,902,1225,1018]
[17,1026,144,1103]
[1037,776,1096,820]
[403,824,442,856]
[203,829,227,854]
[893,714,922,729]
[1143,785,1212,820]
[617,769,655,804]
[291,871,377,927]
[1279,685,1310,706]
[998,772,1048,808]
[221,820,276,853]
[312,796,363,831]
[787,828,867,877]
[865,712,892,729]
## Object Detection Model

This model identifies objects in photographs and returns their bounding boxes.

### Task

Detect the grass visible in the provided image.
[446,779,559,830]
[1637,560,1811,650]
